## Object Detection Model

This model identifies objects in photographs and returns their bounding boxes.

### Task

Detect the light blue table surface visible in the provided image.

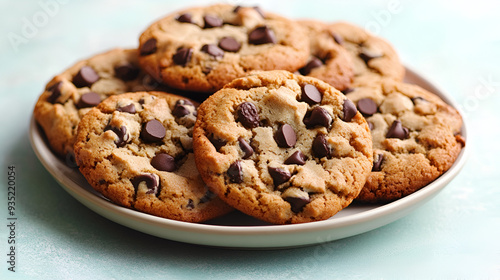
[1,0,499,279]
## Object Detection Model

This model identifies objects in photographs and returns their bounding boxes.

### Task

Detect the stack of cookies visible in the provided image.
[33,4,465,225]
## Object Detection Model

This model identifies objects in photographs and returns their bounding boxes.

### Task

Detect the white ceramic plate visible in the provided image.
[29,68,468,249]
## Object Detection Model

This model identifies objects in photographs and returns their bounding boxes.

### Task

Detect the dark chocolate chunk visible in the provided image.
[172,99,193,118]
[342,88,355,95]
[301,84,322,105]
[275,124,296,148]
[312,134,331,158]
[218,36,241,52]
[172,47,193,66]
[268,167,291,187]
[299,57,323,75]
[238,137,254,159]
[342,99,358,122]
[132,173,159,195]
[117,103,136,114]
[227,160,243,183]
[284,151,306,165]
[76,92,101,108]
[114,63,140,81]
[73,66,99,88]
[303,107,332,128]
[140,38,158,55]
[386,120,409,140]
[199,190,216,204]
[331,32,344,45]
[357,98,378,116]
[359,48,383,63]
[201,44,225,58]
[372,153,384,172]
[176,13,193,23]
[151,153,176,172]
[47,81,62,103]
[186,199,195,209]
[141,119,166,143]
[284,196,310,213]
[105,125,130,147]
[208,135,226,151]
[203,15,223,28]
[248,26,276,45]
[368,121,374,130]
[237,102,260,128]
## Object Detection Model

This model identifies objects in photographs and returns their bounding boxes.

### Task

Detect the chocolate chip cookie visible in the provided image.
[193,71,373,224]
[138,4,310,93]
[74,91,232,222]
[345,79,465,203]
[296,20,354,91]
[327,22,405,88]
[33,48,167,162]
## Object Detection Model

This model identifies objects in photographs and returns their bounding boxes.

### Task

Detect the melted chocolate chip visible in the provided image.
[201,44,224,58]
[372,153,384,171]
[248,26,276,45]
[342,99,358,122]
[284,196,310,213]
[386,120,409,140]
[357,98,378,116]
[47,81,62,103]
[218,37,241,52]
[117,103,136,114]
[238,137,254,159]
[359,48,383,63]
[176,13,193,23]
[268,167,291,187]
[173,47,193,66]
[301,84,322,105]
[73,66,99,88]
[312,134,331,158]
[141,119,166,143]
[303,107,332,128]
[299,57,323,75]
[199,190,216,204]
[203,15,223,28]
[132,174,159,195]
[105,125,130,147]
[77,92,101,108]
[151,153,176,172]
[208,135,226,151]
[114,63,140,81]
[237,102,260,128]
[284,151,306,165]
[140,38,157,55]
[275,124,296,148]
[227,160,243,183]
[172,100,193,118]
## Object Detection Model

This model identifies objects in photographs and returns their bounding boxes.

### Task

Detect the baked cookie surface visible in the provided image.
[74,91,232,222]
[138,4,310,93]
[345,79,465,203]
[193,71,373,224]
[33,48,166,160]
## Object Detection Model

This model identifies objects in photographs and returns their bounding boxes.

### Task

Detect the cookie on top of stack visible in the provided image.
[33,3,465,224]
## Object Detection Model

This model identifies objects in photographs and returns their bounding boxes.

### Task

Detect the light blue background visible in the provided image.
[1,0,499,279]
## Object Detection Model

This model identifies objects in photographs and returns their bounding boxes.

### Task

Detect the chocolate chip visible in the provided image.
[303,107,332,129]
[248,26,276,45]
[117,103,136,114]
[252,6,265,18]
[299,57,323,76]
[114,63,140,81]
[238,137,254,159]
[357,98,378,116]
[151,153,176,172]
[386,120,409,140]
[342,99,358,122]
[359,48,383,63]
[186,199,195,209]
[372,153,384,171]
[218,37,241,52]
[73,66,99,88]
[105,125,130,147]
[411,96,427,104]
[140,38,158,55]
[172,99,193,118]
[342,88,355,95]
[199,190,216,204]
[233,5,242,12]
[208,135,226,151]
[132,173,159,195]
[284,151,306,165]
[312,134,331,158]
[237,102,260,129]
[331,32,344,45]
[284,193,310,213]
[275,124,296,148]
[201,44,224,58]
[172,47,193,66]
[47,81,62,103]
[141,119,166,143]
[268,167,291,187]
[204,15,223,28]
[77,92,101,108]
[227,160,243,183]
[301,84,322,105]
[176,13,193,23]
[368,121,374,130]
